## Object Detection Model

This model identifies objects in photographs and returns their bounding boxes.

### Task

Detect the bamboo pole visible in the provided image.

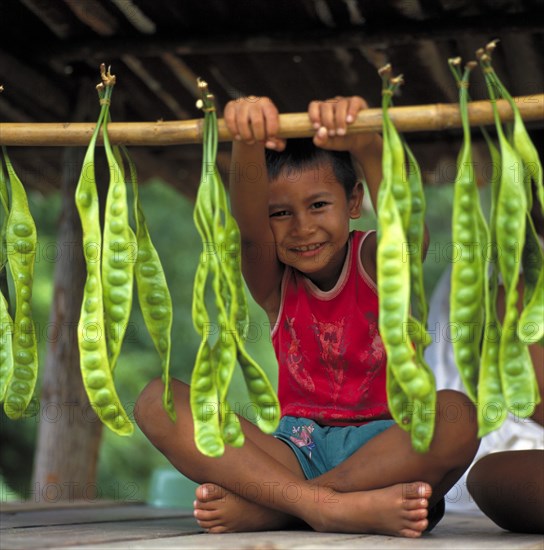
[0,94,542,147]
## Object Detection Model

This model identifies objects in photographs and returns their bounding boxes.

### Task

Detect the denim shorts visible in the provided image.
[274,415,395,480]
[274,415,445,532]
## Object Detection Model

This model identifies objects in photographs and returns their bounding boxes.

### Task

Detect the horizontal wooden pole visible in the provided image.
[0,95,542,147]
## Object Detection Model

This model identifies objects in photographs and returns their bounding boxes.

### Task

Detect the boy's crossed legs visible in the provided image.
[135,379,479,537]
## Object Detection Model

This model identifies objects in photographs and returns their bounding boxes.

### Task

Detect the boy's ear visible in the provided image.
[349,181,364,219]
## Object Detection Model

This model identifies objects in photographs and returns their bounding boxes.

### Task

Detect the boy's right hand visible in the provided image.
[224,96,286,151]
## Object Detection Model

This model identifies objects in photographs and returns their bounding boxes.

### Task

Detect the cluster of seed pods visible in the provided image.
[448,42,542,436]
[190,80,280,457]
[476,42,542,427]
[75,69,133,435]
[75,65,175,435]
[376,66,436,453]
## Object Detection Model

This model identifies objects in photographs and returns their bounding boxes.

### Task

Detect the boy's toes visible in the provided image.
[195,483,226,503]
[404,497,428,511]
[207,524,229,534]
[399,520,428,538]
[404,507,428,521]
[193,507,217,522]
[404,481,432,500]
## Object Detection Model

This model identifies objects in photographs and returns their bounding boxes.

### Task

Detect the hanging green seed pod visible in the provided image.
[376,67,435,452]
[478,48,540,419]
[75,68,133,436]
[2,147,39,420]
[120,146,176,422]
[190,80,280,457]
[449,62,486,403]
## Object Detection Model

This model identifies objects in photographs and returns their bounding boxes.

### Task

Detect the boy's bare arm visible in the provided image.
[350,133,383,211]
[225,98,285,313]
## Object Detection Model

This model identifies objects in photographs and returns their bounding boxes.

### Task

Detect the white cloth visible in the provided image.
[424,265,544,514]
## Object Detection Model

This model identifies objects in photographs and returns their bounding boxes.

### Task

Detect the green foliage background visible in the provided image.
[0,174,461,504]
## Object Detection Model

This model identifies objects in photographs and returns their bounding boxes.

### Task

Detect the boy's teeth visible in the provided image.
[296,243,320,251]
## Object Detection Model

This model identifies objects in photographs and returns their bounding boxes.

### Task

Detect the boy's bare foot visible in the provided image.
[308,481,432,537]
[193,483,296,533]
[194,481,431,537]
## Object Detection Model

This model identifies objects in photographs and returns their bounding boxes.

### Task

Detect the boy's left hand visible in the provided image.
[308,96,377,153]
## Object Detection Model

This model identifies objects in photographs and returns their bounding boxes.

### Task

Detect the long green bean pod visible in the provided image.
[380,70,411,233]
[209,171,238,415]
[478,42,543,345]
[377,68,434,451]
[403,138,437,451]
[190,85,236,456]
[0,163,14,403]
[404,143,427,327]
[397,90,436,451]
[478,124,507,436]
[0,161,8,278]
[521,215,543,310]
[100,82,137,373]
[190,89,220,455]
[75,70,132,436]
[480,51,539,418]
[482,41,543,215]
[386,362,412,432]
[410,391,436,453]
[190,81,279,457]
[519,257,544,344]
[0,293,13,402]
[2,147,39,419]
[120,146,176,422]
[378,189,434,403]
[447,57,506,435]
[449,63,486,403]
[236,347,280,433]
[202,91,242,447]
[211,102,247,446]
[519,198,544,344]
[190,340,224,456]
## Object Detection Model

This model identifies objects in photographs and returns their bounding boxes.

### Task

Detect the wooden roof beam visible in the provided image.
[0,51,70,120]
[120,55,190,119]
[160,53,201,99]
[19,0,74,39]
[42,15,544,64]
[63,0,118,36]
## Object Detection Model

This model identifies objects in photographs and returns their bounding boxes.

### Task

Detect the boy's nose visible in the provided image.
[291,214,315,237]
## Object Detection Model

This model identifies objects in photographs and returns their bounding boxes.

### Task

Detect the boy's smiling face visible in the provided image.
[268,162,362,291]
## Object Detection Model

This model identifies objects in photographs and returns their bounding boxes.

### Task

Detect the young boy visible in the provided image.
[135,95,479,538]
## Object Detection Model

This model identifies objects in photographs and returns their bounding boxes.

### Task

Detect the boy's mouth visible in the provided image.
[290,242,325,256]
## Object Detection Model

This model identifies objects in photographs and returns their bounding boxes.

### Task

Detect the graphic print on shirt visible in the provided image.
[311,315,348,403]
[285,316,315,392]
[289,423,316,459]
[357,312,387,403]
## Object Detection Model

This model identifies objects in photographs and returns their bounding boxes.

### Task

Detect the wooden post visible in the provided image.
[31,80,104,503]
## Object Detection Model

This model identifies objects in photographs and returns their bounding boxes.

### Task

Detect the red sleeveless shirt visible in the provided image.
[271,230,390,426]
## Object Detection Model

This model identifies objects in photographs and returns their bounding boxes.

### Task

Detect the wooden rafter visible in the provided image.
[41,14,544,65]
[19,0,74,39]
[63,0,118,36]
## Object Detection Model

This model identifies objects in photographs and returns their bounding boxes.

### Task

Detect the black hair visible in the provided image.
[265,138,358,197]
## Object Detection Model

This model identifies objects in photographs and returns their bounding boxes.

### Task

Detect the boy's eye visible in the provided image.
[311,201,328,209]
[270,210,289,218]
